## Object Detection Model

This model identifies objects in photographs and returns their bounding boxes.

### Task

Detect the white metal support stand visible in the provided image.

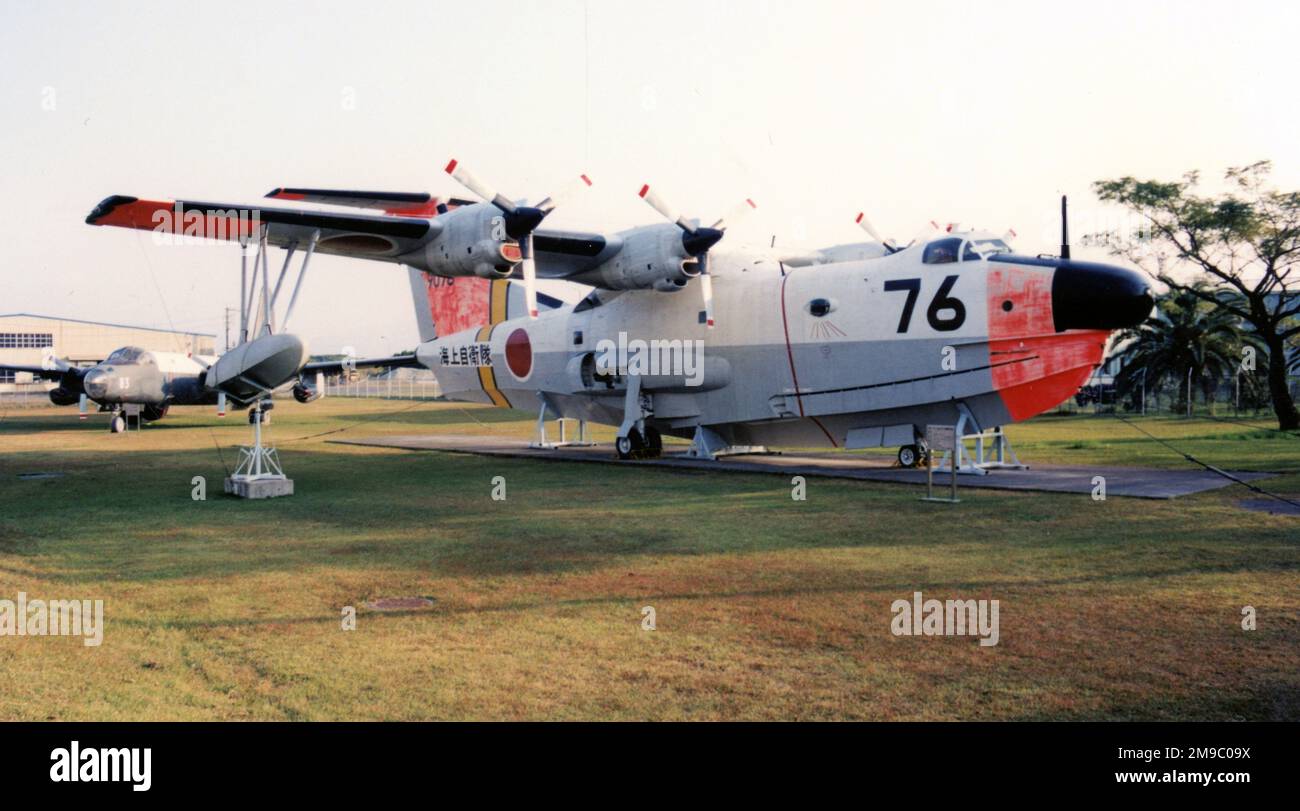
[232,401,284,481]
[934,402,1027,476]
[686,425,771,460]
[530,393,593,449]
[225,399,294,498]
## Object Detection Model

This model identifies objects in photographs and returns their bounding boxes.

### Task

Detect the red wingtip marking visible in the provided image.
[580,174,593,186]
[638,184,650,198]
[855,212,864,223]
[745,198,756,209]
[444,159,458,174]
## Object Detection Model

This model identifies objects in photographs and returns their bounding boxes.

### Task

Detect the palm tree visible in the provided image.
[1113,284,1259,415]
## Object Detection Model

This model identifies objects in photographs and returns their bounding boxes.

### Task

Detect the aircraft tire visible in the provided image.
[897,445,920,468]
[616,430,645,460]
[109,414,126,434]
[643,427,663,459]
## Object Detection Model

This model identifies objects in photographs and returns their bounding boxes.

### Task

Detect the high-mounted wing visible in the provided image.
[529,229,618,278]
[86,195,443,265]
[86,190,626,288]
[264,188,477,218]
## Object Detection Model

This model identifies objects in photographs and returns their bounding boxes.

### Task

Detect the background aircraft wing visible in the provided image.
[0,363,72,382]
[86,195,443,265]
[301,353,422,376]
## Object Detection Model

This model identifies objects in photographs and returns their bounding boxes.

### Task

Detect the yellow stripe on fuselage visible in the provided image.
[477,279,512,408]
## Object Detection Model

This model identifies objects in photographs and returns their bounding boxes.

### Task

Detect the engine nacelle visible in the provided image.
[406,203,519,279]
[292,382,321,403]
[48,387,79,406]
[583,224,700,291]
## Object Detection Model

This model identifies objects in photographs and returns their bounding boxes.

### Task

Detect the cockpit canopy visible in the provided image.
[104,346,153,364]
[922,236,1012,265]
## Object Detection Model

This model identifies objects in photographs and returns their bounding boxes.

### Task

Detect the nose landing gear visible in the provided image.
[897,443,930,469]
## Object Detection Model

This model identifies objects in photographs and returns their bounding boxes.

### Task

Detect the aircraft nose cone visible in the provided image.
[682,227,724,257]
[82,369,109,399]
[1051,261,1153,331]
[503,206,547,240]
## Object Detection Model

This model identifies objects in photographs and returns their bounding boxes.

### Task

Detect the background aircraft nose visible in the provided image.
[82,369,109,399]
[1051,260,1153,331]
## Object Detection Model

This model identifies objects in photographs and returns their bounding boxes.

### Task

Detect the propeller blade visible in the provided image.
[711,198,757,231]
[520,234,539,319]
[78,393,87,421]
[1003,227,1017,243]
[638,184,695,232]
[904,221,942,249]
[536,173,594,214]
[699,255,715,329]
[855,212,884,243]
[445,159,516,212]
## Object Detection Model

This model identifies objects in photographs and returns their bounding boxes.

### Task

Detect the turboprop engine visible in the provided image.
[48,386,81,406]
[406,202,525,279]
[579,223,720,292]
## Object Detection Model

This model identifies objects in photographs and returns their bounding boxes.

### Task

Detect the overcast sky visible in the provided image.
[3,0,1297,355]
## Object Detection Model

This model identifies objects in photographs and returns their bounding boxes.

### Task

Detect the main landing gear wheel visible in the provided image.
[897,444,922,468]
[109,414,126,434]
[615,430,644,460]
[643,427,663,459]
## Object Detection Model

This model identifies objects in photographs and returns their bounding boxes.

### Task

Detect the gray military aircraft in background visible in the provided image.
[3,333,416,432]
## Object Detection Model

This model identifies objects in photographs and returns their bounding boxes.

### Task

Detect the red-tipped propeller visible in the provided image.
[444,160,592,318]
[637,186,755,328]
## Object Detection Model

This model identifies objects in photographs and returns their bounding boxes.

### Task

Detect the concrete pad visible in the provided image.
[224,476,295,499]
[1237,497,1300,517]
[330,435,1275,500]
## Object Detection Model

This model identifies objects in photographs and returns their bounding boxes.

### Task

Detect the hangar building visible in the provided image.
[0,313,215,389]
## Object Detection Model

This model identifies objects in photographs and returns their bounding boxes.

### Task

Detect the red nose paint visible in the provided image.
[986,264,1107,421]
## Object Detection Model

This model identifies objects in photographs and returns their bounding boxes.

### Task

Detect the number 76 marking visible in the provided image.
[883,275,966,333]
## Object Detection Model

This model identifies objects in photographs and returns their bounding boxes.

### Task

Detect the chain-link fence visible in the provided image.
[323,377,442,400]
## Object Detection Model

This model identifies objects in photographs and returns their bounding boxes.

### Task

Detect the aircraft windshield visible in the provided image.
[963,238,1012,260]
[922,237,962,265]
[104,346,149,364]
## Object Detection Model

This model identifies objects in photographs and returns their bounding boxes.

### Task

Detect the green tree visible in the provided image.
[1094,161,1300,429]
[1114,285,1259,414]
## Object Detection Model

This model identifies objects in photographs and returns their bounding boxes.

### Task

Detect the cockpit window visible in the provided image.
[105,346,147,363]
[962,238,1012,261]
[922,237,962,265]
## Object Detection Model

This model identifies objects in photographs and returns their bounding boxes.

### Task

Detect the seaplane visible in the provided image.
[84,162,1152,467]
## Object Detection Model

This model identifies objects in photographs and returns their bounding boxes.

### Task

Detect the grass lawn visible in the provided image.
[0,398,1296,720]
